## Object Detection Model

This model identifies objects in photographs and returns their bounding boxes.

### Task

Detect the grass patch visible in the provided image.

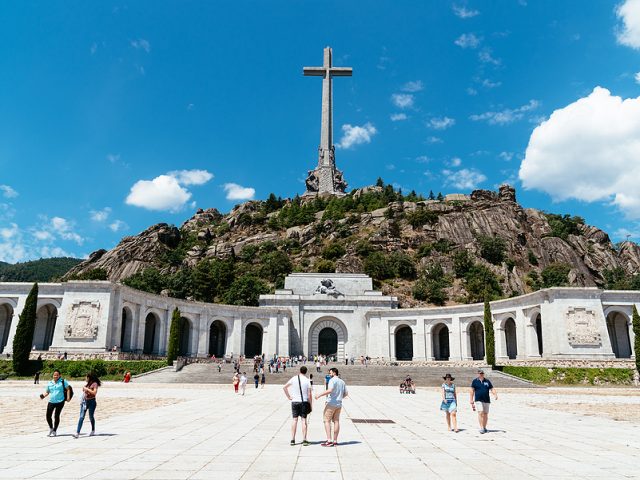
[0,359,166,381]
[503,366,635,385]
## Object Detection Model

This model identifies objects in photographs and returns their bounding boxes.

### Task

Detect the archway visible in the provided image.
[395,326,413,361]
[208,320,227,357]
[120,307,133,352]
[469,321,485,361]
[0,304,13,353]
[33,304,57,350]
[179,318,192,356]
[432,324,450,361]
[318,327,338,356]
[606,312,632,358]
[143,313,158,354]
[309,318,348,361]
[244,323,263,357]
[504,318,517,359]
[534,314,543,356]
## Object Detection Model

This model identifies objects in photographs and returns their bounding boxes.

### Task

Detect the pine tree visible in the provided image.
[483,296,496,367]
[12,282,38,374]
[376,177,384,187]
[437,192,444,201]
[166,307,182,366]
[428,190,435,200]
[632,305,640,377]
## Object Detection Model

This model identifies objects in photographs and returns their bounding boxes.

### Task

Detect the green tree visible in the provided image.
[375,177,384,187]
[389,252,417,279]
[484,297,496,367]
[541,263,571,287]
[405,207,438,229]
[122,268,166,294]
[322,242,346,260]
[452,250,474,278]
[166,308,182,366]
[436,192,444,201]
[544,213,585,240]
[364,252,394,280]
[224,275,270,306]
[12,283,38,374]
[313,259,336,273]
[428,190,435,200]
[464,264,502,302]
[259,250,293,283]
[632,306,640,376]
[412,262,451,305]
[478,235,506,265]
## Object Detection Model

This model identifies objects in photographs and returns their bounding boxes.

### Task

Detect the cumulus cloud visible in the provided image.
[336,122,377,149]
[635,72,640,84]
[131,38,151,52]
[479,48,501,65]
[426,136,443,144]
[391,93,414,109]
[520,87,640,218]
[443,168,487,190]
[616,0,640,49]
[482,78,501,88]
[107,153,120,164]
[454,33,481,49]
[499,151,514,161]
[447,157,462,167]
[453,5,480,18]
[51,217,84,245]
[470,100,539,125]
[223,183,255,200]
[390,113,408,121]
[126,169,213,212]
[109,220,127,232]
[0,185,18,198]
[428,117,456,130]
[401,80,424,92]
[90,207,111,222]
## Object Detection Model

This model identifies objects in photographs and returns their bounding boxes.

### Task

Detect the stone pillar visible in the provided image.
[135,308,147,353]
[460,320,471,360]
[425,324,434,361]
[515,309,527,360]
[3,308,22,355]
[156,309,168,355]
[495,325,507,361]
[197,312,209,357]
[389,326,396,361]
[450,316,462,361]
[277,314,290,357]
[230,317,243,357]
[414,320,426,361]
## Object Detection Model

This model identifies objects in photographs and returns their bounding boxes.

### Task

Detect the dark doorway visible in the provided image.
[120,308,132,352]
[318,327,338,356]
[469,322,485,360]
[209,321,227,357]
[534,314,543,356]
[34,305,57,351]
[179,318,191,356]
[433,324,450,360]
[395,326,413,361]
[505,318,517,359]
[244,323,263,357]
[0,304,13,353]
[606,312,632,358]
[143,313,157,354]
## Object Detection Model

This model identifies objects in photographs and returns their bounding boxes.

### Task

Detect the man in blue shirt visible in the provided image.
[315,368,348,447]
[469,369,498,434]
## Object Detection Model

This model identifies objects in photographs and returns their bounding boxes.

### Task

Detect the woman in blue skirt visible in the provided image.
[440,373,458,432]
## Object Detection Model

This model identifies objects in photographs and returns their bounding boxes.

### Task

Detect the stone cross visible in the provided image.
[303,47,352,195]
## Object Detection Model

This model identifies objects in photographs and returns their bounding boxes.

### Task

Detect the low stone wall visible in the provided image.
[27,351,165,361]
[500,359,636,369]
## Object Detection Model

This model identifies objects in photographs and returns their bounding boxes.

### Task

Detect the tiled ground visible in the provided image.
[0,381,639,479]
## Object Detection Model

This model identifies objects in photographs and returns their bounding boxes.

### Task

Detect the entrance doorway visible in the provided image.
[504,318,517,359]
[606,312,632,358]
[432,324,450,360]
[143,313,158,354]
[209,320,227,357]
[469,321,485,360]
[534,314,543,355]
[244,323,263,357]
[395,326,413,361]
[318,327,338,356]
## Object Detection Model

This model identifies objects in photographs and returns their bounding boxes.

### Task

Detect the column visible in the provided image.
[515,309,527,360]
[197,312,209,357]
[229,317,243,357]
[414,320,426,361]
[450,316,462,361]
[135,308,146,353]
[495,324,507,360]
[425,324,433,361]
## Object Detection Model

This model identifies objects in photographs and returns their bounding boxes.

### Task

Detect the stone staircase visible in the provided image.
[136,362,532,388]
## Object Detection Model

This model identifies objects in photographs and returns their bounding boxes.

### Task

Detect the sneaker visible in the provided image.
[302,440,309,447]
[482,428,488,434]
[479,429,485,434]
[290,440,295,446]
[51,430,57,437]
[72,433,79,439]
[89,431,95,437]
[47,429,54,437]
[321,441,334,447]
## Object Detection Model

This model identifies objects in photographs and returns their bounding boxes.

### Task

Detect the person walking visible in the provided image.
[34,370,40,384]
[440,373,458,432]
[253,372,260,389]
[239,372,247,395]
[232,372,239,394]
[470,369,498,434]
[261,372,266,388]
[123,371,131,383]
[73,372,101,438]
[283,366,312,446]
[39,370,70,437]
[315,367,348,447]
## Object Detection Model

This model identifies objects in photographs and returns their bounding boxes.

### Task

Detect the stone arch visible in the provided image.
[395,325,413,361]
[208,320,227,357]
[33,304,57,351]
[606,311,632,359]
[244,322,263,357]
[0,303,13,353]
[143,312,159,355]
[120,306,133,352]
[179,317,193,356]
[432,323,450,361]
[309,317,347,361]
[504,317,518,359]
[532,312,543,356]
[469,321,485,361]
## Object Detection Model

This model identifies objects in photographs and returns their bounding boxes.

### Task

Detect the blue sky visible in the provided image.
[2,1,640,263]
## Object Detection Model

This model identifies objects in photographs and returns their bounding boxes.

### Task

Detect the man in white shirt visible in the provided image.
[239,372,247,396]
[283,366,313,446]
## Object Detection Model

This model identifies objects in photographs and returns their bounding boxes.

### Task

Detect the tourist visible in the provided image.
[233,372,239,394]
[253,372,259,389]
[315,367,348,447]
[470,369,498,434]
[315,359,321,373]
[240,372,248,395]
[283,366,312,446]
[123,371,131,383]
[440,373,458,432]
[217,363,222,373]
[261,372,266,388]
[73,372,101,438]
[34,370,40,384]
[39,370,71,437]
[324,372,331,389]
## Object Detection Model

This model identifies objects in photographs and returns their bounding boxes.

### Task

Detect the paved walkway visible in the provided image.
[0,381,639,479]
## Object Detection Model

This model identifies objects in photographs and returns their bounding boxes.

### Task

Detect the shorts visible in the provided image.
[291,402,308,419]
[440,400,457,413]
[323,405,341,422]
[475,401,490,413]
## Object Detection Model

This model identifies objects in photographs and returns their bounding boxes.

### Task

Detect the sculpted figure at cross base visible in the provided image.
[314,279,343,298]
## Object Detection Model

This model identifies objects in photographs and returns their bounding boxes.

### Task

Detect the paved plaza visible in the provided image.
[0,381,639,479]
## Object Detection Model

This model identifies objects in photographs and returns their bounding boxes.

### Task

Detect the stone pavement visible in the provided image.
[0,381,639,479]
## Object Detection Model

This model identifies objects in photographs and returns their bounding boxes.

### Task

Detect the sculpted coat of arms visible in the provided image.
[64,301,100,340]
[565,307,601,346]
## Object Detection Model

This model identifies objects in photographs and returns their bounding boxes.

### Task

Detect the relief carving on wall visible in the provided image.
[314,279,343,298]
[64,301,100,340]
[565,307,601,346]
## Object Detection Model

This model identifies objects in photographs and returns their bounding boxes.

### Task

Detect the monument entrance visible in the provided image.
[244,323,263,357]
[395,326,413,360]
[208,320,226,357]
[318,327,338,357]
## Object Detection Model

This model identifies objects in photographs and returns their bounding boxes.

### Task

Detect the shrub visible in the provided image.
[238,244,259,263]
[502,366,635,385]
[0,360,167,380]
[463,264,502,302]
[433,239,453,254]
[526,271,543,291]
[122,268,165,294]
[258,250,293,283]
[355,240,375,257]
[322,243,346,260]
[166,308,181,366]
[12,283,38,375]
[416,243,433,258]
[452,250,474,278]
[389,252,417,280]
[544,213,584,240]
[484,297,495,367]
[405,207,438,229]
[313,259,336,273]
[528,250,539,266]
[541,263,571,287]
[364,252,394,280]
[69,268,109,281]
[412,263,450,305]
[478,235,506,265]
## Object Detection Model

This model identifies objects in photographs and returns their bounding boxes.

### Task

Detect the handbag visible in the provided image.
[297,375,312,414]
[64,379,74,402]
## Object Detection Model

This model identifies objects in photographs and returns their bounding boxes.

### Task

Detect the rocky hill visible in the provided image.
[64,183,640,307]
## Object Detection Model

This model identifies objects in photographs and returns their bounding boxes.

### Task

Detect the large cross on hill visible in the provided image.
[303,47,352,196]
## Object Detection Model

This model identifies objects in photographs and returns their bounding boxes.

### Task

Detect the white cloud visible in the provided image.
[0,185,18,198]
[454,33,481,49]
[391,93,414,109]
[428,117,456,130]
[443,168,487,190]
[386,164,396,171]
[426,136,443,144]
[51,217,84,244]
[0,223,18,240]
[635,72,640,84]
[336,122,377,149]
[616,0,640,49]
[131,38,151,52]
[453,5,480,18]
[499,151,514,161]
[401,80,424,92]
[519,86,640,218]
[390,113,408,121]
[33,230,53,241]
[466,87,478,96]
[167,169,214,186]
[447,157,462,167]
[482,78,502,88]
[106,153,120,164]
[109,220,127,232]
[415,155,430,163]
[470,100,539,125]
[479,48,501,65]
[90,207,111,222]
[223,183,255,201]
[126,175,191,212]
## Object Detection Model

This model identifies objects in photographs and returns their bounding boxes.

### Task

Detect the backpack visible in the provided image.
[64,379,74,402]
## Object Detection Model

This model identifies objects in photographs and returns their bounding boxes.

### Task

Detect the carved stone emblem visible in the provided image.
[64,301,100,340]
[566,307,601,346]
[314,279,343,298]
